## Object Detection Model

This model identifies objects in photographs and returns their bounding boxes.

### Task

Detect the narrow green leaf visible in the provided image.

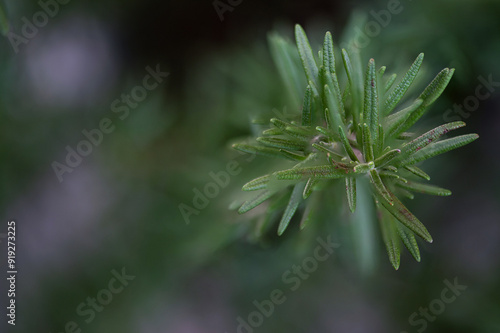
[379,208,401,270]
[378,66,386,76]
[338,126,359,162]
[396,224,421,262]
[341,48,362,126]
[279,149,307,161]
[398,68,455,133]
[324,84,345,132]
[404,165,430,180]
[384,73,397,93]
[257,137,305,151]
[396,181,452,196]
[376,191,433,243]
[302,85,313,126]
[395,187,415,200]
[242,175,271,191]
[268,33,303,108]
[354,161,374,174]
[311,142,343,158]
[370,169,393,206]
[300,195,319,230]
[262,128,283,136]
[398,121,466,162]
[315,125,332,137]
[385,99,424,138]
[346,177,357,213]
[232,143,287,159]
[362,123,374,162]
[376,124,384,157]
[278,182,306,235]
[363,59,380,145]
[322,31,336,73]
[295,24,319,88]
[374,149,401,168]
[274,165,352,180]
[384,53,424,115]
[402,134,479,165]
[303,177,319,199]
[238,190,274,214]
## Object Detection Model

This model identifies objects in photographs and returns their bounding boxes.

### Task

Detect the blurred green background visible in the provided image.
[0,0,499,332]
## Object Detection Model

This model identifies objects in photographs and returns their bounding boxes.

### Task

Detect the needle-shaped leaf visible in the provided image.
[238,190,275,214]
[363,59,380,145]
[362,123,374,162]
[268,33,304,108]
[346,177,357,213]
[242,175,271,191]
[262,128,283,136]
[303,177,319,199]
[398,68,455,133]
[278,182,306,235]
[324,84,345,132]
[374,149,401,168]
[384,73,397,93]
[342,48,363,126]
[376,190,433,243]
[379,208,401,270]
[233,143,288,159]
[404,165,430,180]
[396,224,421,262]
[322,31,336,73]
[402,134,479,166]
[385,99,424,138]
[274,165,352,180]
[397,121,466,163]
[302,85,313,126]
[295,24,319,89]
[384,53,424,115]
[257,137,305,151]
[370,169,393,206]
[396,181,452,196]
[338,126,359,162]
[279,149,307,161]
[311,142,343,158]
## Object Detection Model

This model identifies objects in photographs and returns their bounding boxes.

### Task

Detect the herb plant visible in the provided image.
[232,24,478,269]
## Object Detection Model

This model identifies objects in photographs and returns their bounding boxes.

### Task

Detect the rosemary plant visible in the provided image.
[232,24,478,269]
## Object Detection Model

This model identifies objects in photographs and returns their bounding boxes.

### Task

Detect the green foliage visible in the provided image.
[231,24,478,269]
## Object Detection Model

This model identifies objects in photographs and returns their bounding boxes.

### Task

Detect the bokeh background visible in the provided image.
[1,0,499,332]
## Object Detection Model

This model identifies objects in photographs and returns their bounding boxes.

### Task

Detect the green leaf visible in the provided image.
[311,142,343,158]
[346,177,357,213]
[242,175,271,191]
[268,33,304,108]
[278,182,306,235]
[279,149,307,161]
[303,177,319,199]
[384,53,424,115]
[238,190,274,214]
[302,85,313,126]
[374,149,401,168]
[262,128,283,136]
[257,137,305,151]
[363,58,380,146]
[370,169,393,206]
[322,31,336,73]
[295,24,319,89]
[398,68,455,133]
[398,121,466,163]
[324,84,345,132]
[396,224,421,262]
[379,208,401,270]
[362,123,374,162]
[342,48,363,126]
[384,73,397,93]
[274,165,352,180]
[396,181,452,196]
[404,165,430,181]
[338,126,359,162]
[385,99,424,138]
[402,133,479,165]
[232,143,287,159]
[376,191,433,243]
